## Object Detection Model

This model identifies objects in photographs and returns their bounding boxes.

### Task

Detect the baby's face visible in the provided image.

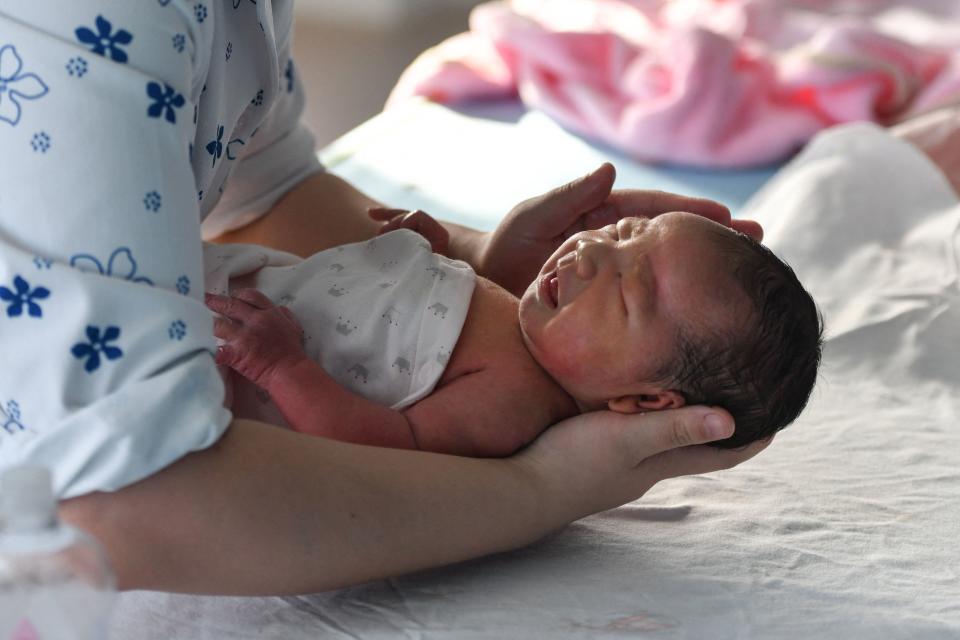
[518,212,747,412]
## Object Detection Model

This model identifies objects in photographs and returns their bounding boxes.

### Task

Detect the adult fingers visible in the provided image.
[731,218,764,241]
[644,436,774,481]
[622,406,736,464]
[233,288,274,310]
[607,189,731,226]
[594,190,764,241]
[521,163,616,233]
[581,203,620,230]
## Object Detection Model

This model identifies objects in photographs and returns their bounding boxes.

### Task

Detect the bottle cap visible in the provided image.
[1,465,57,532]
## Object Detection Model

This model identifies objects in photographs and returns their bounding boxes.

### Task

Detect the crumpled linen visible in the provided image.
[387,0,960,167]
[109,121,960,639]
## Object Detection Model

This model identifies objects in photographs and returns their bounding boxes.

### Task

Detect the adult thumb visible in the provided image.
[525,163,616,229]
[627,406,735,462]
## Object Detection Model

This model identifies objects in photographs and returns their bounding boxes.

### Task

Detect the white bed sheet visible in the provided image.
[109,102,960,639]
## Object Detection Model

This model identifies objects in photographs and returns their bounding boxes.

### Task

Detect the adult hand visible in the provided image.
[515,407,771,525]
[477,163,765,297]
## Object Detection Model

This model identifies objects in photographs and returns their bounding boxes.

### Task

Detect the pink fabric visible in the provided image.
[387,0,960,167]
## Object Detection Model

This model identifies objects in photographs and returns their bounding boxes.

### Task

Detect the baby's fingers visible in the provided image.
[212,315,241,341]
[206,292,255,322]
[277,305,305,338]
[215,342,242,369]
[378,216,407,236]
[368,206,408,222]
[233,287,274,310]
[402,210,450,253]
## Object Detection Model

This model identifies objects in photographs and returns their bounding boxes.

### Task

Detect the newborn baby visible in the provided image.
[205,212,822,454]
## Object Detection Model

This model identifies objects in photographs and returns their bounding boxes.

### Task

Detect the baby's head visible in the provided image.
[518,212,823,448]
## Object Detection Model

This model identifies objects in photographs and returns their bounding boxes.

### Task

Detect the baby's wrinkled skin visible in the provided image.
[518,212,747,414]
[207,212,748,455]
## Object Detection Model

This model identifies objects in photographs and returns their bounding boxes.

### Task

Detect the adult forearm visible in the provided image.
[211,171,489,266]
[59,407,759,596]
[59,418,546,595]
[212,171,384,256]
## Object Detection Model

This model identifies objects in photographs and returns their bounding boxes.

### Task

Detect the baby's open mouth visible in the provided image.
[540,269,559,308]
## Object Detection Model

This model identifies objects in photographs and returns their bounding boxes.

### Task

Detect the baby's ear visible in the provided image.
[607,391,686,414]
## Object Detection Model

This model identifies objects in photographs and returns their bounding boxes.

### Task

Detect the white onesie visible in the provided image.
[204,230,476,425]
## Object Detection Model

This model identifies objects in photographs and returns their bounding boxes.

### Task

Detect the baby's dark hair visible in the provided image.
[663,230,824,448]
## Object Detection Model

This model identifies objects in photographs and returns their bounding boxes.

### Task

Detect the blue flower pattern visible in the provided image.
[206,124,224,167]
[0,45,50,127]
[226,137,245,160]
[31,131,50,152]
[0,276,50,318]
[71,325,123,373]
[70,247,154,286]
[143,190,162,212]
[66,57,88,77]
[2,400,25,434]
[285,59,294,92]
[75,16,133,63]
[146,81,185,123]
[2,6,299,430]
[168,319,186,340]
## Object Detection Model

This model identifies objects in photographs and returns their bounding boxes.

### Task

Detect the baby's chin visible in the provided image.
[516,278,536,312]
[516,289,536,340]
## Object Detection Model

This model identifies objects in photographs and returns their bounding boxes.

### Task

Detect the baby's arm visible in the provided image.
[206,289,556,455]
[401,364,565,457]
[206,290,417,449]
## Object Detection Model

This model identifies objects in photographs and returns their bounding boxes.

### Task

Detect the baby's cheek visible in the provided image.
[541,334,595,384]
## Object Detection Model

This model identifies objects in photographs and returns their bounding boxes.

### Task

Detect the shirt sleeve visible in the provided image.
[200,50,325,240]
[0,2,231,498]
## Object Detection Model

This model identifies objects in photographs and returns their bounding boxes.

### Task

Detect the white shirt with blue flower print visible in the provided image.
[0,0,323,498]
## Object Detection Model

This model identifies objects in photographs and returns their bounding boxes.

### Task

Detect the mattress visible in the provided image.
[109,101,960,639]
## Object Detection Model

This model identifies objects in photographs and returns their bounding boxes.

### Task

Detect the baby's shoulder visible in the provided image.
[442,277,534,379]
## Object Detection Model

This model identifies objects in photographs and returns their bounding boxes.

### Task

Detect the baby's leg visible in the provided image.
[889,107,960,196]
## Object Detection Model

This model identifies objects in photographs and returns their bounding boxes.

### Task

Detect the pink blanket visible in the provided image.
[387,0,960,167]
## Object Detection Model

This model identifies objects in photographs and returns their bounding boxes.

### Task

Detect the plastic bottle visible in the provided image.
[0,466,115,640]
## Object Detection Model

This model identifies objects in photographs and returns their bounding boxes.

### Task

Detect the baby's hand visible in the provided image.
[205,289,307,391]
[368,207,450,254]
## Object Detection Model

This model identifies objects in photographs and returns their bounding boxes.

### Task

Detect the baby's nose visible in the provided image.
[574,238,613,280]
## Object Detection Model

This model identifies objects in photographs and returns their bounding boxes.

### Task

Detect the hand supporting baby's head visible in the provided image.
[518,212,823,448]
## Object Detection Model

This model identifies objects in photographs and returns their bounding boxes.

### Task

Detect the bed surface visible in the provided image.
[109,101,960,639]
